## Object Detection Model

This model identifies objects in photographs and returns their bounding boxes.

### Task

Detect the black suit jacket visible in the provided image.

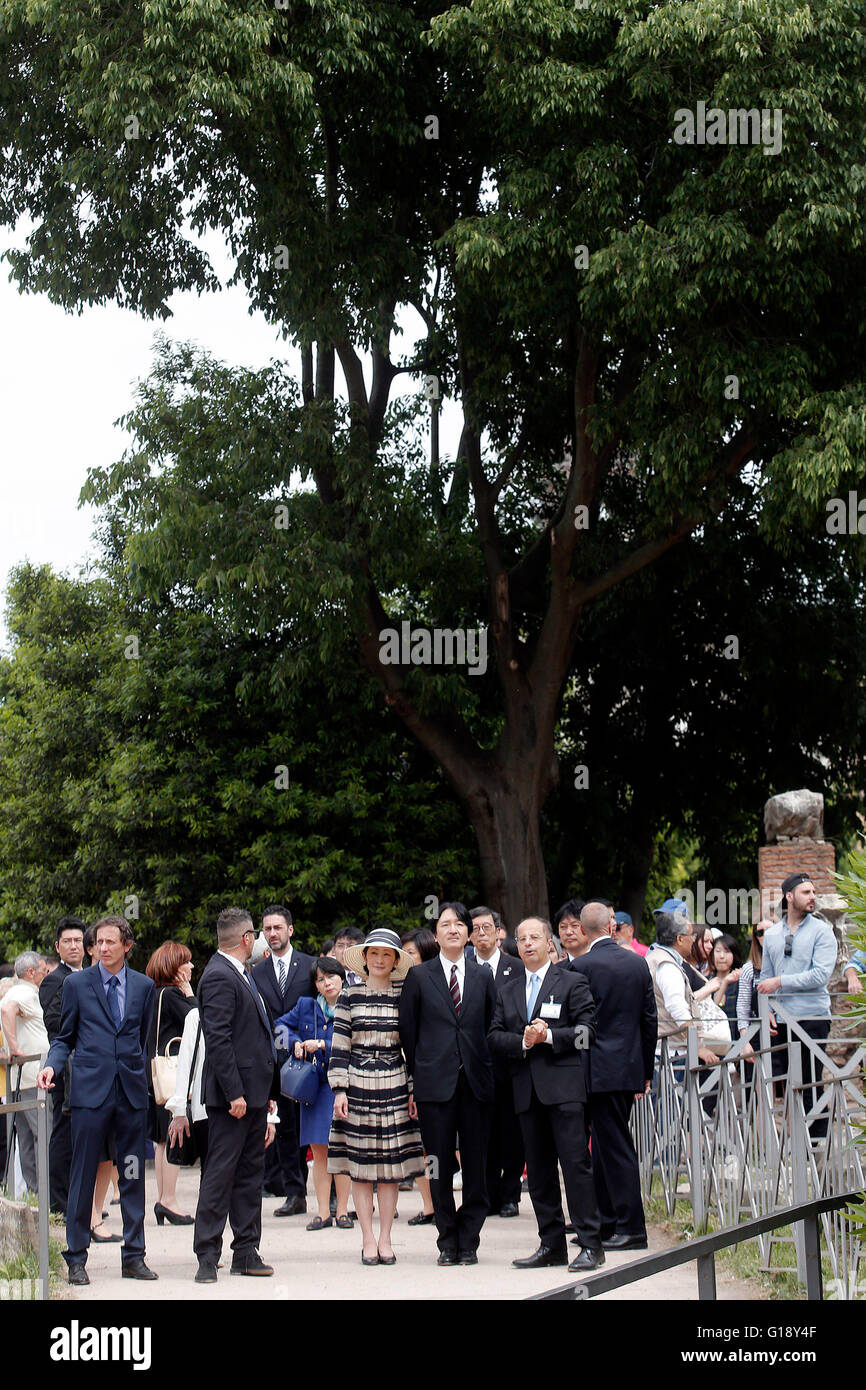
[39,961,74,1040]
[568,939,657,1093]
[488,963,597,1112]
[480,953,522,1078]
[198,953,278,1110]
[399,956,497,1104]
[252,951,316,1060]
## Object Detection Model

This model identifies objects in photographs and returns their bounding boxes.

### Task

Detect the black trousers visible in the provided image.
[264,1091,307,1198]
[48,1068,73,1215]
[417,1071,492,1254]
[65,1079,147,1268]
[587,1090,646,1238]
[519,1088,602,1252]
[486,1075,525,1211]
[772,1018,831,1138]
[194,1103,267,1264]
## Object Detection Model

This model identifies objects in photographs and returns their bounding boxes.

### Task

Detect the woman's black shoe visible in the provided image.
[154,1202,194,1226]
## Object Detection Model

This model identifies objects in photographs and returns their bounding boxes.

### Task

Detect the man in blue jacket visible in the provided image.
[758,872,837,1138]
[37,916,157,1285]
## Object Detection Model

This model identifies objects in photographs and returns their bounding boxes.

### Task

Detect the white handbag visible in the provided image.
[150,989,183,1104]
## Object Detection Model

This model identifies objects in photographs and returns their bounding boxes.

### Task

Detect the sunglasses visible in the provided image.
[783,933,794,957]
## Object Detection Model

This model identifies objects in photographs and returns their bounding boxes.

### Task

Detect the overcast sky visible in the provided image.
[0,219,460,656]
[0,227,296,653]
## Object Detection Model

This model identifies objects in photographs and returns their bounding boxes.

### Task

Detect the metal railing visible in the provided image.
[2,1054,51,1300]
[528,1190,861,1301]
[627,995,865,1298]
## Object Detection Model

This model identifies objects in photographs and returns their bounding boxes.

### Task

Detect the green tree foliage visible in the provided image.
[2,1,866,920]
[0,563,475,960]
[548,481,866,925]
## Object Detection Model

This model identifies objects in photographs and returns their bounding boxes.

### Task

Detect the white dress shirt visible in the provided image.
[439,951,466,1003]
[271,946,294,992]
[476,948,501,975]
[217,949,248,978]
[524,960,553,1046]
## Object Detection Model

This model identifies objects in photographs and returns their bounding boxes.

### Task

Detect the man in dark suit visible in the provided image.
[37,916,157,1285]
[568,901,657,1249]
[251,904,316,1215]
[193,906,279,1283]
[399,901,497,1265]
[38,915,85,1216]
[489,916,604,1272]
[470,905,524,1218]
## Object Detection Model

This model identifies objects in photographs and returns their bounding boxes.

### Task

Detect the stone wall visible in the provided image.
[758,841,837,918]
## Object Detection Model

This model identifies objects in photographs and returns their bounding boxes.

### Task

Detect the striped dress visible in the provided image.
[326,980,425,1183]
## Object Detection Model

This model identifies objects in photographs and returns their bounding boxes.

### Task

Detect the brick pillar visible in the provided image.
[758,841,836,918]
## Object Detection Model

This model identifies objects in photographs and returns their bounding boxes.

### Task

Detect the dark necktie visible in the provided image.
[107,974,122,1029]
[277,957,287,997]
[450,963,462,1015]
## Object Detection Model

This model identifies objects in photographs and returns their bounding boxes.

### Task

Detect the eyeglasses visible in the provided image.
[472,924,496,936]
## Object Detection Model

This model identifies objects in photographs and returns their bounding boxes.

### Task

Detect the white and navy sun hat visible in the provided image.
[342,927,414,981]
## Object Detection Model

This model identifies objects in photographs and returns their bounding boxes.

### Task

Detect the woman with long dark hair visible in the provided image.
[737,920,773,1056]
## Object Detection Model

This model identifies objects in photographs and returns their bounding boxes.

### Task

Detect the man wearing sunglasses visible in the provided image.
[757,873,836,1138]
[193,908,279,1283]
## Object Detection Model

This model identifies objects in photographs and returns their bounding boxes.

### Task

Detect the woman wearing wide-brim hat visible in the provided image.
[327,927,425,1265]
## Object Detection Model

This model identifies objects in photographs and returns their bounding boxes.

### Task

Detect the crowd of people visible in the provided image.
[0,869,861,1286]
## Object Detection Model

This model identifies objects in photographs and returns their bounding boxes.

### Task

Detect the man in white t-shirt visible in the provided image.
[1,952,50,1191]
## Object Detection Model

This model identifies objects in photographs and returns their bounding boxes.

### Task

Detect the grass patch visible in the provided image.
[644,1181,854,1300]
[0,1227,66,1298]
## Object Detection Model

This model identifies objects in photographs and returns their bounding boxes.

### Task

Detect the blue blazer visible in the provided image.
[275,996,336,1072]
[45,966,155,1110]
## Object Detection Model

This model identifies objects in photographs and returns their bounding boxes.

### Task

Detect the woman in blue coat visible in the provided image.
[275,957,352,1231]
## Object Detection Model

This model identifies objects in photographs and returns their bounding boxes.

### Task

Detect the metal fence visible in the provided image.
[2,1055,51,1300]
[630,998,865,1299]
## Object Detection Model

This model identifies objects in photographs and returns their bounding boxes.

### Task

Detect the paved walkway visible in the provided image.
[62,1168,759,1301]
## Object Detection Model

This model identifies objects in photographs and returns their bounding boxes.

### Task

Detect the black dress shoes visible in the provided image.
[457,1251,478,1265]
[194,1261,218,1284]
[498,1203,519,1218]
[274,1197,306,1217]
[230,1251,274,1276]
[121,1259,158,1280]
[437,1249,458,1265]
[67,1264,89,1286]
[603,1233,648,1251]
[408,1210,435,1226]
[512,1245,568,1269]
[568,1246,605,1272]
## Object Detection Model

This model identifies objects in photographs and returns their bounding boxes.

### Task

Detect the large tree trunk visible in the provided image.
[463,768,552,929]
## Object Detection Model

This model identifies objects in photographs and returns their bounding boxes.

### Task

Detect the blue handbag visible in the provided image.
[279,1055,322,1106]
